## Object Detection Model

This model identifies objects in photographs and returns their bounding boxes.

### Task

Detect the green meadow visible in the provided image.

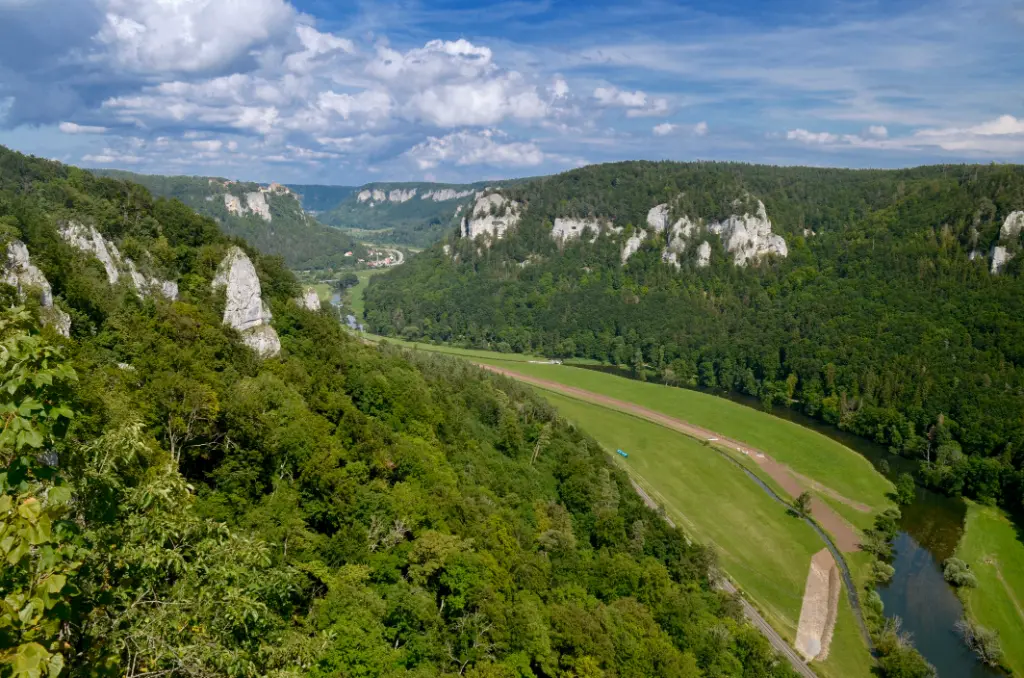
[543,391,874,678]
[955,502,1024,676]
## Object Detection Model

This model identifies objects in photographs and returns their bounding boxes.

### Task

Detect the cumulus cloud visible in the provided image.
[785,115,1024,154]
[786,129,839,144]
[694,121,708,136]
[652,123,676,136]
[59,121,107,134]
[95,0,296,73]
[406,129,545,169]
[593,85,668,118]
[551,78,569,99]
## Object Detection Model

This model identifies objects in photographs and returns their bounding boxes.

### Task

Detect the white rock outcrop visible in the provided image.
[212,247,280,358]
[296,287,321,311]
[224,194,244,216]
[3,241,70,336]
[696,241,712,268]
[59,221,177,299]
[388,188,417,203]
[1000,211,1024,240]
[992,246,1014,274]
[621,229,647,263]
[59,222,121,284]
[552,218,602,242]
[462,193,520,241]
[706,201,787,266]
[245,191,272,221]
[646,204,671,231]
[423,188,474,202]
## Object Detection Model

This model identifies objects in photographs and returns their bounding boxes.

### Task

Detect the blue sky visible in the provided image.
[0,0,1021,185]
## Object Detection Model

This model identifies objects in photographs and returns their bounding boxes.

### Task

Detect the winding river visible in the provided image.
[573,364,1004,677]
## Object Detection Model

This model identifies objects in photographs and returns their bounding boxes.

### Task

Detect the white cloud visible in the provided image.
[406,129,545,169]
[867,125,888,138]
[551,78,569,99]
[410,76,548,127]
[626,98,668,118]
[652,123,676,136]
[59,121,108,134]
[191,139,222,151]
[786,128,839,144]
[693,121,709,136]
[593,85,668,117]
[83,148,141,164]
[95,0,296,73]
[317,90,392,123]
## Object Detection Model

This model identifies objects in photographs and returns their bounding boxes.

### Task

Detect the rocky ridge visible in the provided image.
[461,193,520,241]
[58,221,178,299]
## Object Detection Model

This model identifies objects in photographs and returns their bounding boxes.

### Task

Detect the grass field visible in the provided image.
[955,501,1024,676]
[544,391,873,678]
[346,269,382,317]
[310,282,333,302]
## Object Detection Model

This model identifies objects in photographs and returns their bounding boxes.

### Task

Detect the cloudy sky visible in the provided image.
[0,0,1021,185]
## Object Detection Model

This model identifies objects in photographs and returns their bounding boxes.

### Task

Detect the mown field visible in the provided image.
[955,502,1024,676]
[544,391,874,678]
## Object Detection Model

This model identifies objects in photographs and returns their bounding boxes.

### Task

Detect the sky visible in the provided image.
[0,0,1021,185]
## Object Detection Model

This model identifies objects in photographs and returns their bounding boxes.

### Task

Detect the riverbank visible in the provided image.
[955,501,1024,675]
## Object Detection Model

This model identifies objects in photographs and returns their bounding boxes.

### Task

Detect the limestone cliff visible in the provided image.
[2,241,70,336]
[211,247,280,358]
[297,287,321,311]
[58,221,178,299]
[461,193,520,241]
[990,211,1024,274]
[706,201,787,266]
[552,218,602,242]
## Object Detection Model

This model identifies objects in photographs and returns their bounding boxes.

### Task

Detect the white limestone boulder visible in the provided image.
[211,246,280,358]
[3,241,70,336]
[696,241,712,268]
[388,188,417,203]
[552,218,602,243]
[245,191,272,221]
[992,246,1014,274]
[621,229,648,264]
[224,194,244,216]
[1000,211,1024,240]
[59,221,121,284]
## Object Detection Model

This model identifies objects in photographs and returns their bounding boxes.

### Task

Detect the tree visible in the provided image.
[895,473,916,505]
[793,491,812,516]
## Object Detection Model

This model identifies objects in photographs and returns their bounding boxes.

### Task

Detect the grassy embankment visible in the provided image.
[955,501,1024,675]
[545,392,874,678]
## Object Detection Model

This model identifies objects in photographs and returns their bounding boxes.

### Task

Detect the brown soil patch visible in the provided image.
[795,548,841,661]
[479,363,863,552]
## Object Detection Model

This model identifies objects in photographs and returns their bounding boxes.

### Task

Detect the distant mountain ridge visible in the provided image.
[90,169,364,270]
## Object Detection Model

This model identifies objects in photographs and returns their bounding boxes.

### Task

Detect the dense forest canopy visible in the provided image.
[0,146,811,677]
[91,169,365,270]
[365,160,1024,510]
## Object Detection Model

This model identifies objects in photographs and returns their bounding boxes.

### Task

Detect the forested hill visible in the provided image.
[0,144,803,677]
[320,180,517,248]
[91,169,364,270]
[365,160,1024,509]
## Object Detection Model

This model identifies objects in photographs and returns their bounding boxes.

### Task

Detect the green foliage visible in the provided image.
[955,618,1002,667]
[942,558,978,588]
[793,491,812,515]
[0,146,802,677]
[365,160,1024,511]
[895,473,916,505]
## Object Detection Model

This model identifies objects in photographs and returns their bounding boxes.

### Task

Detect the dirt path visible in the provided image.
[478,363,862,552]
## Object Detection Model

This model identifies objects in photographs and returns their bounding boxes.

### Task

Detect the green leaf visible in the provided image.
[11,642,50,678]
[45,486,70,506]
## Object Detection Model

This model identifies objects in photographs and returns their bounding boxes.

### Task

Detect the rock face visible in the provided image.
[706,201,787,266]
[59,221,121,284]
[211,247,280,358]
[1000,211,1024,240]
[224,194,244,216]
[461,193,520,241]
[58,221,178,299]
[297,287,321,311]
[552,218,602,242]
[388,188,417,203]
[422,188,474,202]
[357,189,389,204]
[3,241,70,336]
[696,241,712,268]
[245,191,272,221]
[992,246,1013,274]
[621,229,647,264]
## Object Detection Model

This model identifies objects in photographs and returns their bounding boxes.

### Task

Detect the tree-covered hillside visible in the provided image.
[0,146,806,677]
[321,181,511,248]
[91,169,365,270]
[365,160,1024,510]
[286,184,357,213]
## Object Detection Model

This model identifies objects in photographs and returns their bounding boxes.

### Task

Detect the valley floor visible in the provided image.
[955,501,1024,676]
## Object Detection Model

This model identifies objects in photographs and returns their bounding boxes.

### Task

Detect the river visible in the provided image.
[572,364,1003,677]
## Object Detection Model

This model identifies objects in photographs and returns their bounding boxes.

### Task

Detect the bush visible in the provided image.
[955,618,1002,666]
[943,558,978,588]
